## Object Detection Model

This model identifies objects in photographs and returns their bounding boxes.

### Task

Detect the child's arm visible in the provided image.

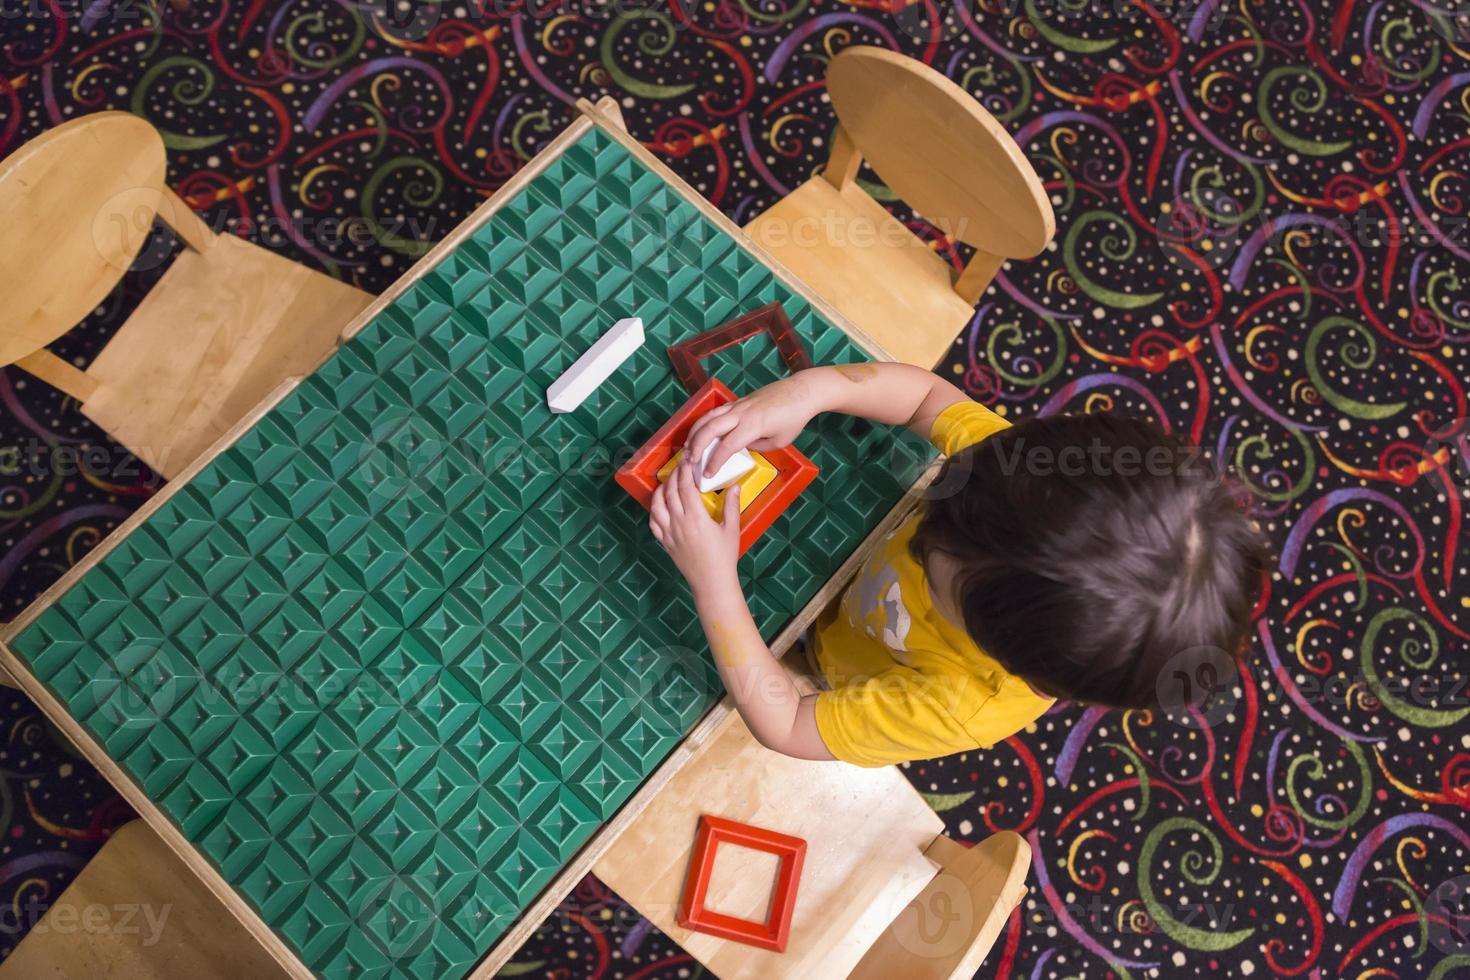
[685,363,968,478]
[649,459,833,759]
[648,364,967,758]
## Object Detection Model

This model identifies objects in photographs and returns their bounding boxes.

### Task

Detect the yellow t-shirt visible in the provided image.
[812,401,1054,767]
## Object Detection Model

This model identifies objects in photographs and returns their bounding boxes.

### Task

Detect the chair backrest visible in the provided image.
[0,111,167,368]
[825,46,1054,259]
[847,831,1032,980]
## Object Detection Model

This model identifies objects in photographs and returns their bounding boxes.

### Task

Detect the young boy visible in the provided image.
[648,363,1268,766]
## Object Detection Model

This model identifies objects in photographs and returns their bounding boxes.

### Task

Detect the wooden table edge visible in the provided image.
[0,95,923,978]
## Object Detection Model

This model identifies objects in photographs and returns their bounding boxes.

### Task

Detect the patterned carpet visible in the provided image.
[2,1,1469,977]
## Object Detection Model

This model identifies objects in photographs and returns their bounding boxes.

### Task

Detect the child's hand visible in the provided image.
[650,457,742,596]
[685,376,816,479]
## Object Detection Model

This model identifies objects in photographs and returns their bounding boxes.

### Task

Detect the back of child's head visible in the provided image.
[911,412,1269,710]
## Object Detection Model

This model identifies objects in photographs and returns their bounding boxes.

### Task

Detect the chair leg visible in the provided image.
[953,250,1004,305]
[822,124,862,190]
[157,187,217,253]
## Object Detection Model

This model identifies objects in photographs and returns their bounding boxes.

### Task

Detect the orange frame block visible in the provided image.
[614,379,817,556]
[676,814,806,952]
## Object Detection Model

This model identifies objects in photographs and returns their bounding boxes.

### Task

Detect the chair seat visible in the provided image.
[594,708,945,980]
[0,820,288,979]
[745,176,978,368]
[82,237,372,478]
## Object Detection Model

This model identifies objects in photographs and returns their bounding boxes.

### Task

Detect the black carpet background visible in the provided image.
[2,2,1469,977]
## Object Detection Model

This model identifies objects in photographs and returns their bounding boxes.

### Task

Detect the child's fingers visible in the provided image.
[664,467,686,519]
[722,483,741,532]
[675,457,705,513]
[649,515,667,548]
[650,482,671,524]
[686,411,740,468]
[688,403,733,438]
[704,423,752,474]
[685,406,732,448]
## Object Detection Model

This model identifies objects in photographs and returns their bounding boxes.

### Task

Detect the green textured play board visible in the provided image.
[8,125,933,979]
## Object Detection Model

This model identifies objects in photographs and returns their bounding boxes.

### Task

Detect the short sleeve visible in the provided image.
[813,666,984,767]
[928,400,1010,457]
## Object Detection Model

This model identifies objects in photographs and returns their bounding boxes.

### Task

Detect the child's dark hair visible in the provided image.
[910,413,1270,710]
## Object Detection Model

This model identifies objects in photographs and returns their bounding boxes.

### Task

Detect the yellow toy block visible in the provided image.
[657,449,777,519]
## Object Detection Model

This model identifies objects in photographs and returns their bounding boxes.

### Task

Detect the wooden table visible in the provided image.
[0,98,934,979]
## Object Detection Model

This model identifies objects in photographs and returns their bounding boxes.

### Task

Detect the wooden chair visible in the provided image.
[0,820,287,979]
[0,111,373,479]
[595,700,1031,979]
[744,46,1054,368]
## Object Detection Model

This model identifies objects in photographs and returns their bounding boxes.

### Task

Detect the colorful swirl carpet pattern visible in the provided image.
[1,2,1468,977]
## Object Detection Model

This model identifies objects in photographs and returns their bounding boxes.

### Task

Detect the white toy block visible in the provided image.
[546,316,644,413]
[697,439,755,493]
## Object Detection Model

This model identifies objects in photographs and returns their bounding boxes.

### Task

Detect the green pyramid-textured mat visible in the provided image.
[7,126,932,979]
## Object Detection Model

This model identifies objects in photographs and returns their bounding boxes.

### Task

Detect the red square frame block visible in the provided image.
[676,814,807,952]
[614,379,817,556]
[666,303,813,395]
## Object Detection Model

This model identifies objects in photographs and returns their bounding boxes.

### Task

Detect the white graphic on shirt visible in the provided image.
[880,579,912,655]
[855,561,912,660]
